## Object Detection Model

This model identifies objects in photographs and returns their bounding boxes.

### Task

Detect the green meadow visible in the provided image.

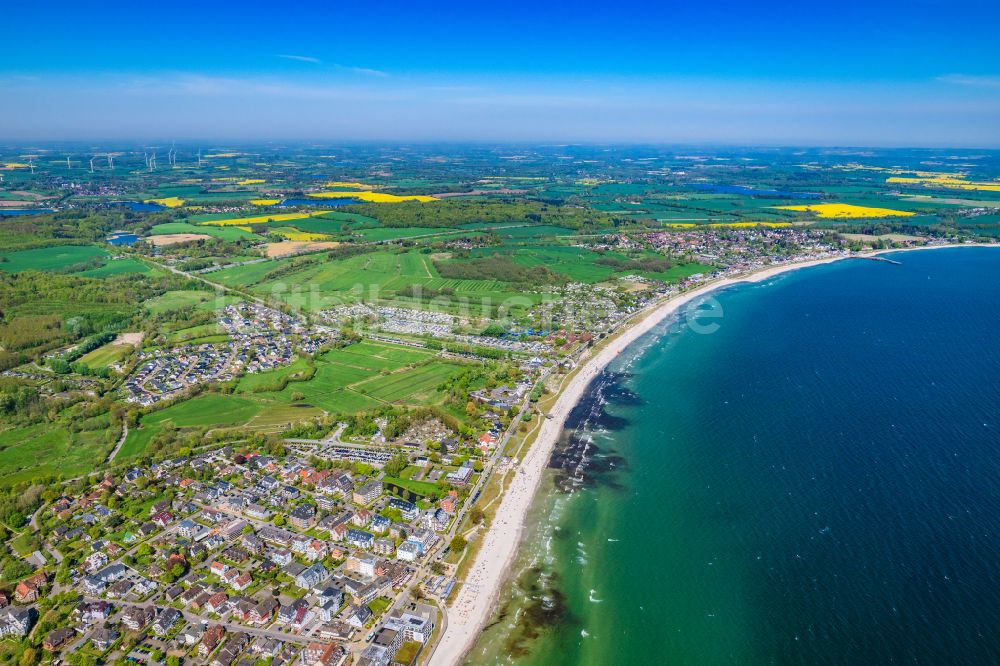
[211,249,524,311]
[77,257,155,277]
[237,356,314,392]
[144,393,262,428]
[148,222,260,241]
[346,227,454,241]
[353,362,460,403]
[145,290,216,314]
[495,225,576,238]
[210,259,295,287]
[77,342,134,369]
[461,245,710,284]
[0,245,108,273]
[382,475,441,498]
[264,341,460,412]
[165,323,229,346]
[121,340,470,459]
[0,422,112,486]
[119,394,264,460]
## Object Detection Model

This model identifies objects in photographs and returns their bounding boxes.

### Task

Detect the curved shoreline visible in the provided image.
[431,243,995,666]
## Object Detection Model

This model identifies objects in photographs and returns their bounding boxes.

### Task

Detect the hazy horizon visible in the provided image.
[2,140,999,152]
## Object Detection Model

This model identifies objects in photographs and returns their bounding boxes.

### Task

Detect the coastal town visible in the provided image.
[0,225,967,666]
[3,0,999,661]
[121,226,865,409]
[124,304,338,406]
[2,442,457,666]
[7,356,545,666]
[1,133,996,666]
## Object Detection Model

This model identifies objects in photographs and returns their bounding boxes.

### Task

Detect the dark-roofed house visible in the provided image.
[122,605,155,631]
[289,504,317,529]
[90,626,118,650]
[295,562,328,590]
[0,608,32,638]
[344,603,372,629]
[153,607,182,635]
[43,627,76,652]
[353,480,382,506]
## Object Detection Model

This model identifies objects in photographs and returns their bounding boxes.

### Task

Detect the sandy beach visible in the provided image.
[430,243,994,666]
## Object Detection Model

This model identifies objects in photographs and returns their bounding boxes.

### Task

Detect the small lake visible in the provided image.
[107,233,140,246]
[689,184,821,198]
[112,201,166,212]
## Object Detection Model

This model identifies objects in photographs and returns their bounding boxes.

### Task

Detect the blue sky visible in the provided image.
[2,0,999,145]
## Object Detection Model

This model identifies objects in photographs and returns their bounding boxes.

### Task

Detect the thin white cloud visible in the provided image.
[937,74,1000,89]
[276,54,322,64]
[274,55,386,76]
[114,73,404,103]
[335,65,389,78]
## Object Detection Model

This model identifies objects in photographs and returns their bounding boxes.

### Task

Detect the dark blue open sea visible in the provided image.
[468,247,1000,665]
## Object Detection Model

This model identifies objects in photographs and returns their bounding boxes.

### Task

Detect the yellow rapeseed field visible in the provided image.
[773,203,914,218]
[325,181,375,190]
[1,163,31,169]
[237,179,266,186]
[146,197,185,208]
[307,191,438,203]
[831,165,967,178]
[272,227,331,241]
[199,211,331,227]
[709,222,792,228]
[249,199,281,206]
[886,176,1000,193]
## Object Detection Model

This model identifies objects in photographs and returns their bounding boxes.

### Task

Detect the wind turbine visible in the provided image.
[107,154,113,169]
[27,156,35,175]
[66,156,72,169]
[89,156,96,173]
[197,149,203,167]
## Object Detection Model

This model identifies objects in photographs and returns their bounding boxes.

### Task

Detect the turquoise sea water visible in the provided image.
[467,248,1000,665]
